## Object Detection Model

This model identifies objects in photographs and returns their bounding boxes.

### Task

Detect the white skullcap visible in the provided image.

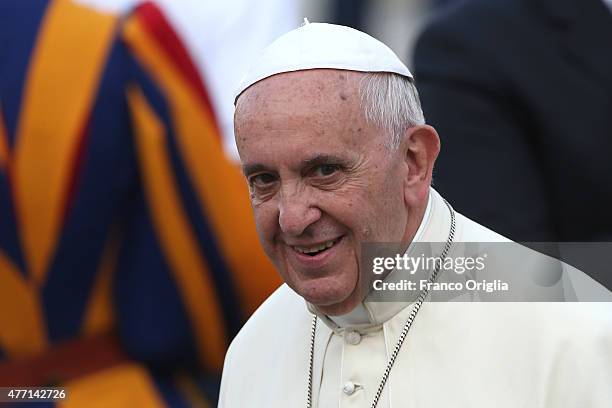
[234,21,413,103]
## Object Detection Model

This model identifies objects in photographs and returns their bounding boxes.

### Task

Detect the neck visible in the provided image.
[399,195,430,260]
[364,192,430,291]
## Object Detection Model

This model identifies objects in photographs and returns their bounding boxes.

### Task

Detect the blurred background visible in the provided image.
[1,0,610,406]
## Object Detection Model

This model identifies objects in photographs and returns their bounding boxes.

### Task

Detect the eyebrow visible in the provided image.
[242,154,349,176]
[302,154,348,168]
[242,163,271,176]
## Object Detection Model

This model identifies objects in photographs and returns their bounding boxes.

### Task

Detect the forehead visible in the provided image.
[238,68,360,102]
[236,69,363,125]
[235,69,381,164]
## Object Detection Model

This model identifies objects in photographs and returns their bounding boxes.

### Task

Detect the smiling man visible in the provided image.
[218,22,612,408]
[235,67,434,316]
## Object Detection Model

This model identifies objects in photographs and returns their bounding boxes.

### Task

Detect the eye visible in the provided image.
[313,164,340,177]
[249,173,277,187]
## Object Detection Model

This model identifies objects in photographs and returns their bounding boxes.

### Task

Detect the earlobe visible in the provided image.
[402,125,440,205]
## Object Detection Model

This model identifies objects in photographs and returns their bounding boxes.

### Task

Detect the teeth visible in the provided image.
[294,239,337,254]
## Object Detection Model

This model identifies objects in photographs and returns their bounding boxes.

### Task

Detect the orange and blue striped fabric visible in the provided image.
[0,0,280,405]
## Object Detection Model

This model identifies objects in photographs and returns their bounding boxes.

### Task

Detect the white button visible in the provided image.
[346,331,362,345]
[342,382,356,396]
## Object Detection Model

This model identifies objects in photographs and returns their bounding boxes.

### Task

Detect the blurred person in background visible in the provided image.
[413,0,612,289]
[0,0,293,405]
[82,0,297,161]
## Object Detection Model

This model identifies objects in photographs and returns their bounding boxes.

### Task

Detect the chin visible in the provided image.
[297,278,362,316]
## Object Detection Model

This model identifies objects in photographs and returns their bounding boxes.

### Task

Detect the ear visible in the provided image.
[400,125,440,207]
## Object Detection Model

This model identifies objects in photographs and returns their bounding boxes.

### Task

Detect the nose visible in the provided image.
[278,184,321,237]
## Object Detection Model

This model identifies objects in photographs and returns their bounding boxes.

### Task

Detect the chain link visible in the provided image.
[306,315,317,408]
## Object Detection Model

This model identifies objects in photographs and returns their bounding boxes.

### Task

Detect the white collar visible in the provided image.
[307,187,453,330]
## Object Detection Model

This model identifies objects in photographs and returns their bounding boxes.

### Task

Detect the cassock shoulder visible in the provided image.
[532,303,612,405]
[455,211,511,243]
[222,283,311,370]
[219,285,313,406]
[230,284,309,346]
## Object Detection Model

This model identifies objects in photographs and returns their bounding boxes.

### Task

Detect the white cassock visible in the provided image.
[218,189,612,407]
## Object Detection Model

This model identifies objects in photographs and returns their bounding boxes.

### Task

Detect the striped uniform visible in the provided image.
[0,0,279,405]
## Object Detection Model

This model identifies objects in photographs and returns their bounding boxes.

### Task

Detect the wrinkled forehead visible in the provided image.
[234,70,385,166]
[235,69,364,120]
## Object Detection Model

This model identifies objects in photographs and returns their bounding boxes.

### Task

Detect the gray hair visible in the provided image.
[359,72,426,150]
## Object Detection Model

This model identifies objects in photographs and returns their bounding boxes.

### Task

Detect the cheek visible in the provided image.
[322,193,373,241]
[253,203,278,248]
[379,185,408,235]
[359,172,407,239]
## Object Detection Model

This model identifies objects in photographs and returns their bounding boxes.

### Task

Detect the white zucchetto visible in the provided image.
[234,21,412,103]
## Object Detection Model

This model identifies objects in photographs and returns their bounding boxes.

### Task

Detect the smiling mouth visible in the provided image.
[292,236,343,256]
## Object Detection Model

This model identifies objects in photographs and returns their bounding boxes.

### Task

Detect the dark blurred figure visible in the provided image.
[430,0,457,7]
[332,0,367,31]
[0,0,278,406]
[414,0,612,243]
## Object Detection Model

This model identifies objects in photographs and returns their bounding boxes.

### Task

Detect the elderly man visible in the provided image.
[219,22,612,407]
